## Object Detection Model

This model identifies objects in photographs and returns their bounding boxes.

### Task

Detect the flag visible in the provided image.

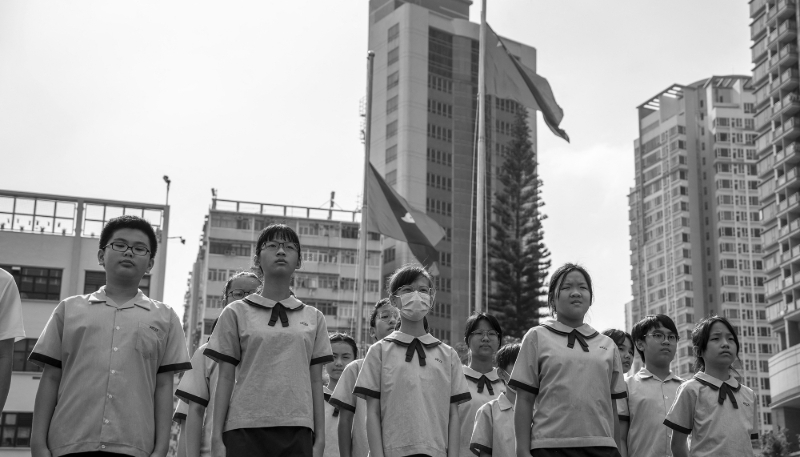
[366,163,446,275]
[485,23,569,142]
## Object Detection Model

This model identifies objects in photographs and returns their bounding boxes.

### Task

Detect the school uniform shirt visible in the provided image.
[28,287,191,457]
[330,359,369,457]
[469,392,515,457]
[664,372,758,457]
[204,294,333,432]
[0,269,25,342]
[354,331,472,457]
[323,386,340,457]
[175,342,218,457]
[617,368,683,457]
[459,366,505,457]
[508,320,627,450]
[173,399,189,423]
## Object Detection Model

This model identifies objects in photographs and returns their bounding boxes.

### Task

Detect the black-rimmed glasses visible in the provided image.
[103,241,151,257]
[646,332,678,343]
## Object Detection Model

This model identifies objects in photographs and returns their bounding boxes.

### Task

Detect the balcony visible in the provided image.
[776,117,800,141]
[775,44,799,72]
[777,19,797,43]
[756,81,773,110]
[775,0,797,21]
[753,35,770,63]
[775,92,800,120]
[754,59,771,86]
[751,0,768,18]
[768,344,800,411]
[758,105,774,130]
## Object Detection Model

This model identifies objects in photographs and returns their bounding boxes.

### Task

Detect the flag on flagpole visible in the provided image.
[485,23,569,142]
[366,163,446,275]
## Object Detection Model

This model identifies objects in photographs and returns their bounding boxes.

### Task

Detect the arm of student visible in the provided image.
[670,431,689,457]
[311,364,325,457]
[514,389,535,457]
[150,372,174,457]
[185,402,205,457]
[30,365,62,457]
[447,402,460,457]
[612,397,621,450]
[177,421,187,457]
[365,397,384,457]
[211,362,235,457]
[619,417,629,457]
[337,409,354,457]
[0,338,13,412]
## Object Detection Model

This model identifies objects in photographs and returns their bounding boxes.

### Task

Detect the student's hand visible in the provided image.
[211,435,225,457]
[312,437,324,457]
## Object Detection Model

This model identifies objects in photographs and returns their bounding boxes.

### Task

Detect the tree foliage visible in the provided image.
[489,104,551,339]
[761,427,797,457]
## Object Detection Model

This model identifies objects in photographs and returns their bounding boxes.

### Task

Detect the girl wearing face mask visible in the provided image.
[354,264,471,457]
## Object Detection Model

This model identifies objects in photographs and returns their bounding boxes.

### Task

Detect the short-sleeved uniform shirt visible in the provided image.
[508,320,627,450]
[323,386,340,457]
[29,287,191,457]
[664,372,759,456]
[469,392,515,457]
[330,359,368,457]
[204,294,333,432]
[354,331,471,457]
[0,269,25,342]
[617,368,682,457]
[173,399,188,423]
[175,342,218,457]
[459,366,505,457]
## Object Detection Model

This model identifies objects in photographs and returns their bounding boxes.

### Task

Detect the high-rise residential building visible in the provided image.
[750,0,800,441]
[629,76,777,435]
[0,189,169,456]
[182,198,383,355]
[367,0,538,340]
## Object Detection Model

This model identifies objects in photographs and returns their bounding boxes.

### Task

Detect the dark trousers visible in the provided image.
[223,426,313,457]
[531,447,621,457]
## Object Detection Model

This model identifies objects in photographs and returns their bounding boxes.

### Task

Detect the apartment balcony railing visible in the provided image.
[753,13,769,40]
[754,59,771,86]
[778,19,797,39]
[758,105,774,129]
[751,0,768,18]
[754,35,770,62]
[756,81,772,109]
[776,0,797,21]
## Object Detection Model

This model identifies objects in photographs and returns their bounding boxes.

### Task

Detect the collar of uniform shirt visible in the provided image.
[463,366,502,394]
[497,392,514,411]
[384,331,441,366]
[88,286,151,310]
[694,371,741,408]
[637,367,683,383]
[540,320,599,351]
[242,293,303,310]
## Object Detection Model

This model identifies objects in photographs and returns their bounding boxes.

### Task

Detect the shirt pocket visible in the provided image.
[136,322,164,359]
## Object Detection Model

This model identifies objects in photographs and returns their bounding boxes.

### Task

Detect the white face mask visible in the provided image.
[398,291,431,322]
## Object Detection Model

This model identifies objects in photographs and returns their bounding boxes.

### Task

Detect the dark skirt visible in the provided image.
[223,426,313,457]
[65,454,132,456]
[531,447,621,457]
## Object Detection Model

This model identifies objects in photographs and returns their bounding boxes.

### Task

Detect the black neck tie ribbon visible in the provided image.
[696,377,740,408]
[405,338,427,366]
[476,375,494,395]
[567,329,590,352]
[269,302,290,327]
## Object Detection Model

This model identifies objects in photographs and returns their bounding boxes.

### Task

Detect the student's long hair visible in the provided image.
[386,263,434,296]
[691,316,740,374]
[601,329,633,350]
[329,333,358,358]
[546,263,594,317]
[222,270,262,302]
[464,312,503,345]
[253,223,302,279]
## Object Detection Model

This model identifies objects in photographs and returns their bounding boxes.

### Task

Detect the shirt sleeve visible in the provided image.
[354,344,382,399]
[617,397,629,421]
[28,301,65,369]
[449,347,471,405]
[0,274,25,342]
[509,328,539,394]
[173,399,189,423]
[469,402,493,456]
[664,381,695,435]
[610,346,628,399]
[330,360,360,413]
[176,345,211,407]
[310,309,333,366]
[158,307,192,373]
[204,305,241,366]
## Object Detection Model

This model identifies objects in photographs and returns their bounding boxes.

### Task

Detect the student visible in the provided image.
[664,316,758,457]
[617,314,682,457]
[0,268,25,411]
[29,215,192,457]
[601,329,634,376]
[458,313,505,457]
[470,343,520,457]
[354,264,471,457]
[510,263,627,457]
[174,401,189,457]
[205,224,333,457]
[324,333,358,457]
[330,299,399,457]
[175,271,261,457]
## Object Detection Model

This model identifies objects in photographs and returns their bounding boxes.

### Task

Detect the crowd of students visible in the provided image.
[17,215,760,457]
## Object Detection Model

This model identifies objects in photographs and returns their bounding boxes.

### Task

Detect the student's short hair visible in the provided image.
[546,263,593,317]
[222,270,262,300]
[99,215,158,259]
[464,312,503,344]
[395,316,430,332]
[496,343,521,371]
[630,314,679,363]
[369,298,392,328]
[329,333,358,357]
[691,316,740,373]
[386,264,434,295]
[601,329,633,350]
[254,224,302,270]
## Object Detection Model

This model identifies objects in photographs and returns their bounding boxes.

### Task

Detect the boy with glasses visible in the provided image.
[618,314,683,457]
[30,215,191,457]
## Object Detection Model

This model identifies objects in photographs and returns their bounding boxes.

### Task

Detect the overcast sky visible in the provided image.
[0,1,751,332]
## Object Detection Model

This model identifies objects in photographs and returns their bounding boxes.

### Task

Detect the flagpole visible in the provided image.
[355,51,375,355]
[475,0,487,314]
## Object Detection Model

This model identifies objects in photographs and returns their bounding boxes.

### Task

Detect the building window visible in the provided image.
[386,121,398,139]
[0,195,77,235]
[0,412,32,447]
[387,47,399,66]
[209,241,251,256]
[84,271,150,296]
[1,266,62,301]
[384,247,396,264]
[386,170,397,186]
[206,295,224,309]
[308,301,337,316]
[12,339,41,373]
[387,71,399,90]
[388,24,399,43]
[203,319,216,335]
[387,96,398,115]
[386,145,397,164]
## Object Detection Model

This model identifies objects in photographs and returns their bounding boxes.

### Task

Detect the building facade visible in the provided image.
[750,0,800,442]
[628,76,777,435]
[367,0,538,341]
[0,190,169,455]
[182,198,383,355]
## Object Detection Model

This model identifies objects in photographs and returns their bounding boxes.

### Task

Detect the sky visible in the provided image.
[0,1,752,332]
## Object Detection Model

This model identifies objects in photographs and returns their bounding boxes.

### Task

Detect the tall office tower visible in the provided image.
[367,0,538,340]
[629,76,777,435]
[182,198,383,354]
[750,0,800,439]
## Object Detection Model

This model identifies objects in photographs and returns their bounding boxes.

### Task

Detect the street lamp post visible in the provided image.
[163,176,171,206]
